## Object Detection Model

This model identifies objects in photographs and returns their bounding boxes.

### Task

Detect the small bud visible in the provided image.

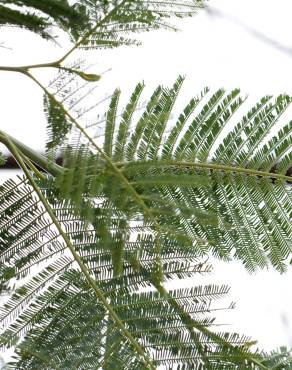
[61,67,101,82]
[76,71,101,82]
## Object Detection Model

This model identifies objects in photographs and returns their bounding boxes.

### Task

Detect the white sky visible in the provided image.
[0,0,291,354]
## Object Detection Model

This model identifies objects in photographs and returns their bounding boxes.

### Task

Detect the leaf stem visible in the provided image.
[119,160,292,183]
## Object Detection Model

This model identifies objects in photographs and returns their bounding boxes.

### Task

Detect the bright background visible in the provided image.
[0,0,291,353]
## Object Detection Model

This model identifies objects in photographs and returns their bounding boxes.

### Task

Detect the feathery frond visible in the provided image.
[2,0,290,367]
[0,0,206,46]
[1,75,291,368]
[0,175,261,369]
[49,76,292,272]
[0,0,89,41]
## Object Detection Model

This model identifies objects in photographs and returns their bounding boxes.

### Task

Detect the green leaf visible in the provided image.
[2,266,15,279]
[43,94,71,151]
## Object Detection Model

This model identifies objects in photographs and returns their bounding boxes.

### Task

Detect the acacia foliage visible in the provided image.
[0,0,291,369]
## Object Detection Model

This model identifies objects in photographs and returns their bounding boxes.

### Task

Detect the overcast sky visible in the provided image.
[0,0,291,353]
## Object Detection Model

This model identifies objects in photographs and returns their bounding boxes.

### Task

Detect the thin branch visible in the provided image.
[0,60,59,73]
[0,130,63,177]
[0,0,128,74]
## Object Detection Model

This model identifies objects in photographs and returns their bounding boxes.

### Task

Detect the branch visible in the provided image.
[0,130,63,177]
[0,60,59,73]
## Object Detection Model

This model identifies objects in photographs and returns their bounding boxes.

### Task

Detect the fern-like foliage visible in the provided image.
[50,75,292,272]
[0,0,205,45]
[0,75,291,368]
[0,176,258,369]
[0,0,89,41]
[1,1,290,367]
[76,0,206,50]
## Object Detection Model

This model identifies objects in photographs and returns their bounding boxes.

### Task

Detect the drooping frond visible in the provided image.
[0,176,263,369]
[11,285,248,370]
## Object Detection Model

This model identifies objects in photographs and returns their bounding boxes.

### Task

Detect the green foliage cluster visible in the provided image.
[0,0,291,369]
[0,0,88,41]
